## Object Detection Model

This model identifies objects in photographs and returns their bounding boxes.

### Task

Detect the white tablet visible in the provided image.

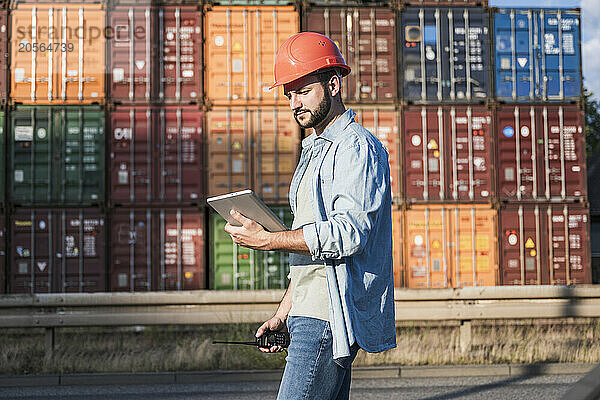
[207,189,289,232]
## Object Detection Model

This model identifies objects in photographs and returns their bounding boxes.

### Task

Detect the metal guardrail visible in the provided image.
[1,285,599,356]
[1,285,600,328]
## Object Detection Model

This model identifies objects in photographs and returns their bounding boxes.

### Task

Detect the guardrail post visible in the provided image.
[45,328,55,359]
[460,320,472,353]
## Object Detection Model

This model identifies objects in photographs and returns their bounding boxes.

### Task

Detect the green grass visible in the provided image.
[1,318,599,375]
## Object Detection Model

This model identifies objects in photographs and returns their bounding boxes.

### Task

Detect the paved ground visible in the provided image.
[0,374,584,400]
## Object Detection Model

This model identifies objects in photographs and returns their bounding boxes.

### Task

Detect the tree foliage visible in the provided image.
[584,87,600,159]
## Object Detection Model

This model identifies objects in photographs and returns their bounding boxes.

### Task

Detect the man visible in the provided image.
[224,32,396,400]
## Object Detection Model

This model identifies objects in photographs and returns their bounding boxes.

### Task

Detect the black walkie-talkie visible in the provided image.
[212,330,290,349]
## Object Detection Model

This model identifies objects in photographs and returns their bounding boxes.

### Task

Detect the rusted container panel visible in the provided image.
[109,106,204,205]
[403,106,494,202]
[205,6,299,105]
[10,4,106,104]
[9,209,106,294]
[392,208,403,288]
[253,108,300,203]
[207,107,300,202]
[401,7,489,103]
[0,212,5,294]
[499,204,591,285]
[354,107,401,201]
[110,208,206,291]
[404,204,498,288]
[304,7,397,103]
[0,11,8,103]
[158,6,203,103]
[110,106,154,203]
[496,106,586,202]
[108,6,157,103]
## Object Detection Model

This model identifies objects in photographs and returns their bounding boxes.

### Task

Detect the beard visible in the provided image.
[293,90,332,129]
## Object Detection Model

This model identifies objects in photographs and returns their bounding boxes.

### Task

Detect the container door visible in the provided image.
[255,8,298,103]
[10,211,54,293]
[545,205,590,285]
[207,109,251,196]
[448,107,493,201]
[496,106,538,201]
[499,205,545,285]
[56,107,105,204]
[156,209,206,291]
[108,6,155,103]
[158,7,202,103]
[206,8,250,103]
[110,209,153,291]
[403,107,446,201]
[255,207,292,289]
[157,107,204,204]
[10,107,54,203]
[56,210,106,293]
[0,11,8,102]
[210,212,257,290]
[305,7,396,103]
[404,207,450,288]
[402,7,488,103]
[450,206,497,287]
[109,106,153,204]
[0,111,4,205]
[253,108,299,203]
[538,106,586,201]
[355,108,400,201]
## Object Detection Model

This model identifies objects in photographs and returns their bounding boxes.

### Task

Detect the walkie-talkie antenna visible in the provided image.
[212,340,258,346]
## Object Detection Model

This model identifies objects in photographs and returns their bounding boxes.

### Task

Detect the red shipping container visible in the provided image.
[0,212,5,294]
[110,208,206,291]
[9,209,106,294]
[403,106,494,202]
[207,107,300,204]
[496,106,586,202]
[304,7,397,103]
[108,6,157,103]
[158,6,203,103]
[0,11,8,103]
[109,105,204,205]
[354,107,401,201]
[499,204,591,285]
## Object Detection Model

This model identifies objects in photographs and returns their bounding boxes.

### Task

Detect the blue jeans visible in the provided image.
[277,316,360,400]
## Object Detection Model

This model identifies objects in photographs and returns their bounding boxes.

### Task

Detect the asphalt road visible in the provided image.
[0,374,583,400]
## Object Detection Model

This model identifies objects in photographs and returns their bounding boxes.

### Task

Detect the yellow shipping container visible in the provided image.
[401,204,498,288]
[205,6,299,105]
[10,4,106,104]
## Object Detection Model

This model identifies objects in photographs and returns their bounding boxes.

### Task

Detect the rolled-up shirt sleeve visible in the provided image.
[303,138,389,261]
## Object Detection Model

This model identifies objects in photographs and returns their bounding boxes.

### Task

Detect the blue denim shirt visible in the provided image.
[289,109,396,361]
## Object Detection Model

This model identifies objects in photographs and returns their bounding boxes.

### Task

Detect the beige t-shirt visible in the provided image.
[288,155,330,321]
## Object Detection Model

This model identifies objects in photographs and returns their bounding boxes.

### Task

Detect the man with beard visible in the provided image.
[224,32,396,400]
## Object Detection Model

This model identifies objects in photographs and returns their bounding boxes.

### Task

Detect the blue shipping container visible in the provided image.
[494,8,582,102]
[401,7,490,103]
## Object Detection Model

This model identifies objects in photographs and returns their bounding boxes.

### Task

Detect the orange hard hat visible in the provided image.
[269,32,351,90]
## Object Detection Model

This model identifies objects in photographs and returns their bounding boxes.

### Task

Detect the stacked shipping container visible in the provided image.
[0,1,592,293]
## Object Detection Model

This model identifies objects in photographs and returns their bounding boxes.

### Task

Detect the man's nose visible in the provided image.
[289,93,302,110]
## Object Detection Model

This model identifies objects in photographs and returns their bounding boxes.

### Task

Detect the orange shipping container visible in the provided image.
[207,107,300,204]
[205,6,299,105]
[10,4,106,104]
[403,204,498,288]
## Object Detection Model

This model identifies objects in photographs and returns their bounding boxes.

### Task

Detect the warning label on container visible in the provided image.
[14,126,33,141]
[525,237,535,248]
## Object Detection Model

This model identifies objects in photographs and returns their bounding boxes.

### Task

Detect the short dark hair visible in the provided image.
[312,68,342,91]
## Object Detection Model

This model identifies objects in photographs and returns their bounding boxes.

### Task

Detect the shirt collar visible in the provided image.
[301,108,356,149]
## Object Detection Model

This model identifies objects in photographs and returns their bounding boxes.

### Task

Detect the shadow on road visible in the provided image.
[419,364,557,400]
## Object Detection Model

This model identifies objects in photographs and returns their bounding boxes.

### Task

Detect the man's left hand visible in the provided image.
[224,210,273,250]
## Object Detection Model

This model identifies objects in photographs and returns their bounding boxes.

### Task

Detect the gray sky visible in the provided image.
[490,0,598,99]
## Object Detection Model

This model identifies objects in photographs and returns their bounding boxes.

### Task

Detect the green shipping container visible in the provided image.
[210,207,293,290]
[10,106,105,205]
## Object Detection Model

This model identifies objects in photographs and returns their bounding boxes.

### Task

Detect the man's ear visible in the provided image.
[328,74,341,97]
